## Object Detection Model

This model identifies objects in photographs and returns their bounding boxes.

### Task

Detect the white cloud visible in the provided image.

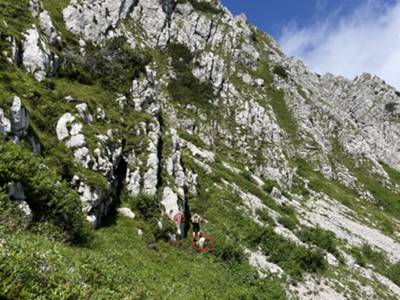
[279,0,400,90]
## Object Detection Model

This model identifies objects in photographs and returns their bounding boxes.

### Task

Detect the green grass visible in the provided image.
[183,153,328,280]
[41,0,78,45]
[0,0,33,39]
[350,243,400,287]
[0,218,286,299]
[298,225,341,258]
[268,86,298,141]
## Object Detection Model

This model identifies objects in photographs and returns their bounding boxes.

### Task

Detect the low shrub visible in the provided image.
[179,0,222,15]
[167,42,214,110]
[256,208,275,226]
[248,227,327,279]
[212,238,244,263]
[386,262,400,286]
[262,180,275,193]
[298,226,339,257]
[0,141,91,243]
[272,65,288,79]
[248,228,327,279]
[130,194,161,219]
[277,215,297,230]
[59,36,149,92]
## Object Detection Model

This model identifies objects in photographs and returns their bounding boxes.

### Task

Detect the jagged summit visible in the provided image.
[1,0,400,299]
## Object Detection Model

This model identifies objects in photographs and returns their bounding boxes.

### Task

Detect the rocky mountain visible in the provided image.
[1,0,400,299]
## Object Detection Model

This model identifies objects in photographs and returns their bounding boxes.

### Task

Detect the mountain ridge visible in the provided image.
[1,0,400,299]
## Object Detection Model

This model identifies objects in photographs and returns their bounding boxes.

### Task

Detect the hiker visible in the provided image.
[194,231,207,248]
[191,213,204,238]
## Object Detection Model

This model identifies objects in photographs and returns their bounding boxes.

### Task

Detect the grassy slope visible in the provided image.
[0,218,286,299]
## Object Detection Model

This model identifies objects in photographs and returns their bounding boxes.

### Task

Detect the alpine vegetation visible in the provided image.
[1,0,400,299]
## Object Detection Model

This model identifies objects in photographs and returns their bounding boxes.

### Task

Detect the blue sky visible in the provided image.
[219,0,400,90]
[219,0,371,39]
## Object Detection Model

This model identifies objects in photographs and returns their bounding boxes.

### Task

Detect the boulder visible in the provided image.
[56,113,75,141]
[76,103,93,123]
[117,207,135,219]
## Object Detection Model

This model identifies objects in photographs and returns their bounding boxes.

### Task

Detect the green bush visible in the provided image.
[167,42,214,110]
[248,227,327,279]
[177,0,222,15]
[298,247,326,273]
[213,238,244,263]
[298,226,339,257]
[0,141,91,243]
[0,190,30,232]
[262,180,275,193]
[386,262,400,286]
[0,0,33,38]
[130,194,161,219]
[272,65,288,79]
[129,194,177,241]
[277,215,297,230]
[385,102,397,113]
[256,208,275,226]
[59,36,149,92]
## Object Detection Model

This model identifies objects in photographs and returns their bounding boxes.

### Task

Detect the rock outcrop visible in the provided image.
[22,25,57,81]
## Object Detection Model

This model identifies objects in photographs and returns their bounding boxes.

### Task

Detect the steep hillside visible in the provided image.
[1,0,400,299]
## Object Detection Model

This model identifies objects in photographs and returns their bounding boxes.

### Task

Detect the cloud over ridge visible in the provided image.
[279,0,400,90]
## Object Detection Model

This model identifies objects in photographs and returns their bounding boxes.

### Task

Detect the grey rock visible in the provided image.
[8,182,26,201]
[117,207,135,219]
[63,0,137,43]
[18,201,33,220]
[66,134,86,148]
[29,0,41,17]
[126,168,141,196]
[22,26,55,81]
[56,113,75,141]
[0,109,11,135]
[56,113,86,149]
[143,122,160,195]
[8,182,32,220]
[39,10,60,45]
[76,103,93,123]
[10,96,29,138]
[193,52,225,88]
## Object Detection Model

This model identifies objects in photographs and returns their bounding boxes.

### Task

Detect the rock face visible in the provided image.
[2,0,400,298]
[22,25,56,81]
[63,0,138,42]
